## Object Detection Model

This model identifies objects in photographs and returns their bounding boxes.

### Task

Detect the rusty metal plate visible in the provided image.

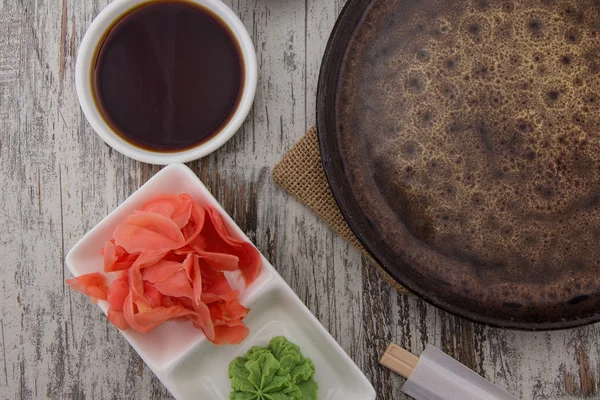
[317,0,600,329]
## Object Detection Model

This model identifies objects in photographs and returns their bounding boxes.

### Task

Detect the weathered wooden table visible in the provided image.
[1,0,599,399]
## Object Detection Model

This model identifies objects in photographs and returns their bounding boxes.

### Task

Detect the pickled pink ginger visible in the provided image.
[67,193,261,345]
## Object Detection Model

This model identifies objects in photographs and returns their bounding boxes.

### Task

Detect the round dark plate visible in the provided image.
[317,0,600,329]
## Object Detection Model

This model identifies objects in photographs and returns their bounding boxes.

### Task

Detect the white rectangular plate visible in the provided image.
[66,163,376,400]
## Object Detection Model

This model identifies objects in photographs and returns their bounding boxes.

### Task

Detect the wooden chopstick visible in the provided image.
[379,343,419,378]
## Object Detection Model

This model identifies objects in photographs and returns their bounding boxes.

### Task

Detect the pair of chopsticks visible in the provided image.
[380,344,419,379]
[380,344,518,400]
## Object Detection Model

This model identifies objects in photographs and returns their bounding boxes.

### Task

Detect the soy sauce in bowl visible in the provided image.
[92,0,244,152]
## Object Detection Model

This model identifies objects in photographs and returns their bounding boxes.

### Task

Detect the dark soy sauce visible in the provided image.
[92,1,244,152]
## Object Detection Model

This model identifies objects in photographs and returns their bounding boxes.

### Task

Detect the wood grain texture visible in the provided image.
[0,0,599,399]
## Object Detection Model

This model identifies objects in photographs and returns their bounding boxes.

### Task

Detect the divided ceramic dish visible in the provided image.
[65,164,375,400]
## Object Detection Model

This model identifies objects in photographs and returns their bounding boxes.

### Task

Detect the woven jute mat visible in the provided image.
[272,126,408,294]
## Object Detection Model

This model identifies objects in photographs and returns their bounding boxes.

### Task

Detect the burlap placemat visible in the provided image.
[272,126,408,294]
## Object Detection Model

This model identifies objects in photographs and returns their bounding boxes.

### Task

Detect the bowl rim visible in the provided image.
[75,0,257,165]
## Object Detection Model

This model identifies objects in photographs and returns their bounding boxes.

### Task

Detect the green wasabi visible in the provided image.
[228,336,319,400]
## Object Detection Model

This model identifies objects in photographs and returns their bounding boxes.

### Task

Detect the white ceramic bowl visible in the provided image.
[65,164,376,400]
[75,0,257,165]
